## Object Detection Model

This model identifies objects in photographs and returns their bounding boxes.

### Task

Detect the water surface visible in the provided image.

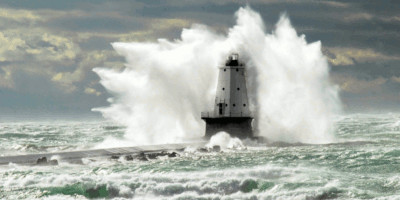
[1,114,400,199]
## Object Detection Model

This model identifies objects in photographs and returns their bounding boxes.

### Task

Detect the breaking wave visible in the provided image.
[93,6,340,145]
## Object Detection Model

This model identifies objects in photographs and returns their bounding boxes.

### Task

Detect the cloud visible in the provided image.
[320,1,349,8]
[50,50,115,92]
[0,28,80,91]
[75,17,193,43]
[324,47,400,66]
[390,76,400,83]
[0,32,26,61]
[0,0,398,114]
[0,8,42,22]
[84,87,101,96]
[333,74,387,94]
[0,66,14,88]
[41,33,78,60]
[0,28,80,64]
[0,24,121,95]
[149,18,192,30]
[343,13,373,22]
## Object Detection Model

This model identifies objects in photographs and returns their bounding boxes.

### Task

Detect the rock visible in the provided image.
[124,155,134,161]
[212,145,221,152]
[36,157,48,165]
[135,151,178,161]
[137,152,148,161]
[36,157,58,166]
[146,152,158,159]
[168,152,178,157]
[198,148,209,152]
[48,159,58,165]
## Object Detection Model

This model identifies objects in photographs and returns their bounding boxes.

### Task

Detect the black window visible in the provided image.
[243,104,246,107]
[222,88,225,90]
[236,69,239,72]
[237,88,240,91]
[225,104,228,106]
[224,69,226,72]
[233,104,236,107]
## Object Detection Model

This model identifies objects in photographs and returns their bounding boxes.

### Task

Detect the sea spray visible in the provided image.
[93,30,228,145]
[94,6,340,145]
[206,132,245,150]
[229,11,341,143]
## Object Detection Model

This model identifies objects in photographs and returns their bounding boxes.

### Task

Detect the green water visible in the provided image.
[1,114,400,199]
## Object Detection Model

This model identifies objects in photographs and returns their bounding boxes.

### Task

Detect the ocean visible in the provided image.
[1,113,400,199]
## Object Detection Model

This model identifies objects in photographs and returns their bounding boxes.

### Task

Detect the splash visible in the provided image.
[233,12,341,143]
[94,6,340,145]
[206,132,245,150]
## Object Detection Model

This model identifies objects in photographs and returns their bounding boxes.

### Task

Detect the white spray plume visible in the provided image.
[206,132,245,150]
[93,6,340,146]
[228,10,341,143]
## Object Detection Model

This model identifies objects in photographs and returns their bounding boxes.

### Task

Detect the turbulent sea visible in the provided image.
[1,114,400,199]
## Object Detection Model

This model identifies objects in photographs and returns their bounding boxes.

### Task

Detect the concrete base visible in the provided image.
[202,117,253,139]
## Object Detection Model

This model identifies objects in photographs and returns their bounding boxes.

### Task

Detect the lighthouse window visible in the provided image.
[222,88,225,90]
[243,104,246,107]
[233,104,236,107]
[237,88,240,91]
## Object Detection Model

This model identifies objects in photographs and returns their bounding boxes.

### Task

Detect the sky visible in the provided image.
[0,0,399,118]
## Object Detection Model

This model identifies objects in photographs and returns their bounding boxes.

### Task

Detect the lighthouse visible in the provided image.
[202,53,253,139]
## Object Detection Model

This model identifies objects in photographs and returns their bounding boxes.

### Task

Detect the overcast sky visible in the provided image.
[0,0,399,118]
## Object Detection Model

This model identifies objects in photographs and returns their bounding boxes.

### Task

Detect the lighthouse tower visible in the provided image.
[201,53,253,138]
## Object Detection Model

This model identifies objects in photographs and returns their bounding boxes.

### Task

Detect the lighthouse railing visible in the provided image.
[201,112,251,118]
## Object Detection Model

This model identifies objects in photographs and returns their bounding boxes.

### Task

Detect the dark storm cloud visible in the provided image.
[79,36,115,51]
[0,0,106,10]
[332,60,400,79]
[348,0,400,15]
[0,0,399,115]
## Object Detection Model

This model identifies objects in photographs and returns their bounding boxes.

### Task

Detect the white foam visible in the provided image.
[0,163,334,199]
[206,131,245,150]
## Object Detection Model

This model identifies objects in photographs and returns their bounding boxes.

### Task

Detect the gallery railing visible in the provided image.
[201,112,252,118]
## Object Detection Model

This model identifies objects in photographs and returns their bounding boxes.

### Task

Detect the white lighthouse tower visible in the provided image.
[201,53,253,138]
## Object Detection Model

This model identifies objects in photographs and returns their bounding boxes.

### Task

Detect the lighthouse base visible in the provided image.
[202,117,253,139]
